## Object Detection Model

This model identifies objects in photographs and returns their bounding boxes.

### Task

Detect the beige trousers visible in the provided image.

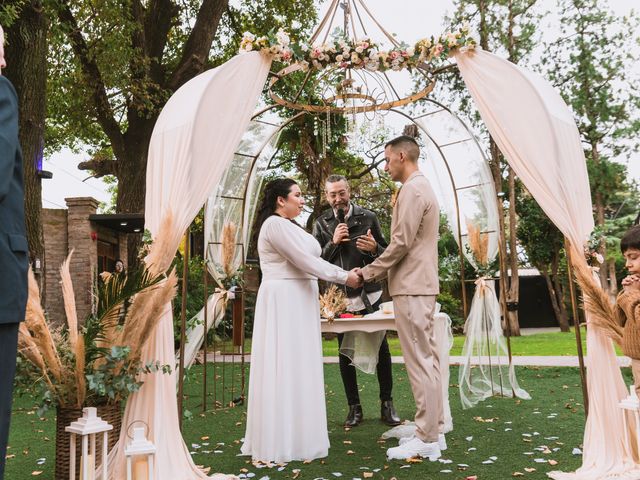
[632,359,640,398]
[393,295,443,442]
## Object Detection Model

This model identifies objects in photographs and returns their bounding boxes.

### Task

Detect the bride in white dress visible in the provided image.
[241,178,362,463]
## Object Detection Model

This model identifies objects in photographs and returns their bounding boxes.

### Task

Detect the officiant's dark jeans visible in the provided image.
[337,330,393,406]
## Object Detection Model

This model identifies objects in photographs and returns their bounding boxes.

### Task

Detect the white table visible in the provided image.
[321,313,448,333]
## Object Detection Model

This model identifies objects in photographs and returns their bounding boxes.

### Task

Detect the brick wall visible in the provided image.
[42,208,68,327]
[65,197,99,323]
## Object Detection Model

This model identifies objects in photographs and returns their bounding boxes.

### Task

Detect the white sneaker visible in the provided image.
[399,433,447,451]
[387,437,441,461]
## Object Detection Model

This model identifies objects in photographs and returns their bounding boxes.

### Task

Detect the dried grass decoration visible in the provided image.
[467,221,489,268]
[18,214,178,411]
[320,285,348,323]
[220,221,238,280]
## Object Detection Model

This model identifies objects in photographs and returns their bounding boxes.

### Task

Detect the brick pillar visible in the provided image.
[42,208,68,327]
[65,197,99,324]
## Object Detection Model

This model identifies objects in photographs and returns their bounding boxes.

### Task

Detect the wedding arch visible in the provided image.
[103,2,637,479]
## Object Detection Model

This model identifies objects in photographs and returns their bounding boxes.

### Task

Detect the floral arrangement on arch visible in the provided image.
[239,23,476,72]
[584,229,605,268]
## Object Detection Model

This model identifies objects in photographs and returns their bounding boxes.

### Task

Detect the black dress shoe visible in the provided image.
[344,404,363,427]
[380,400,401,426]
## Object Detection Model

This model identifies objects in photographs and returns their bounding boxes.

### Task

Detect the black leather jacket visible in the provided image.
[312,203,387,297]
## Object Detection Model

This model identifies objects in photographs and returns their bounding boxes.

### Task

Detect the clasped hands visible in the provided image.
[345,267,365,288]
[622,274,640,292]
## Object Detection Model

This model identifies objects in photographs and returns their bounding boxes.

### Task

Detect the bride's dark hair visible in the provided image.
[252,178,298,247]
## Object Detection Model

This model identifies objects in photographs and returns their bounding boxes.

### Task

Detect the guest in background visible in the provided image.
[0,24,29,480]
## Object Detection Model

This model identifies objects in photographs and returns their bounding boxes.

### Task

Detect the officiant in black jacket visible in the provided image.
[0,26,29,480]
[312,175,400,427]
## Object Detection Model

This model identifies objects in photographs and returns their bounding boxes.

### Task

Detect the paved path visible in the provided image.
[200,353,633,367]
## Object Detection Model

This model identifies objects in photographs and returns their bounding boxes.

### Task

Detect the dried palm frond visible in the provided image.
[221,221,238,278]
[467,221,489,267]
[320,285,348,322]
[145,211,180,276]
[18,323,46,374]
[24,269,62,382]
[116,268,178,365]
[570,244,623,345]
[74,335,86,407]
[60,251,79,350]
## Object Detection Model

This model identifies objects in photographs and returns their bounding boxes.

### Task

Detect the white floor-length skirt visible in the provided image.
[241,278,329,463]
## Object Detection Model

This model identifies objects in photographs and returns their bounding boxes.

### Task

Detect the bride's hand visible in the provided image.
[346,270,363,288]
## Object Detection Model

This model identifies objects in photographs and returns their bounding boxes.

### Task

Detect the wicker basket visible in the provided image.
[55,403,122,480]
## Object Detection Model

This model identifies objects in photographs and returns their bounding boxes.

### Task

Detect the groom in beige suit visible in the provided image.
[356,135,444,461]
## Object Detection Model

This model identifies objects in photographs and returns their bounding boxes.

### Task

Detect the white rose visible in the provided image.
[355,46,364,54]
[276,29,290,47]
[336,54,344,62]
[406,47,415,56]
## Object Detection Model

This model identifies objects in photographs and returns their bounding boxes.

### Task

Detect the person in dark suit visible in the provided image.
[0,25,29,480]
[312,175,400,428]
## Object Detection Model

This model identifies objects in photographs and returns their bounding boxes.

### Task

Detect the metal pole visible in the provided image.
[565,238,589,415]
[177,228,190,430]
[203,261,208,412]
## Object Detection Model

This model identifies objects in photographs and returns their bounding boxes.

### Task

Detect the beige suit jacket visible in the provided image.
[361,170,440,296]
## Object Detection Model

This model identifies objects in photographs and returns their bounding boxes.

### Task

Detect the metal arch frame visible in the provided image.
[209,97,503,320]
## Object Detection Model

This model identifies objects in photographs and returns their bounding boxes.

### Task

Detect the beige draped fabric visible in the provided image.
[455,47,640,478]
[106,51,272,479]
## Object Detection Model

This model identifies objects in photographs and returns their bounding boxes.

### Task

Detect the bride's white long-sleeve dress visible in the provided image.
[241,215,348,463]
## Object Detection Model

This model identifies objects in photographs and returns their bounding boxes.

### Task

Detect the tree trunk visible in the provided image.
[506,165,520,333]
[608,260,618,297]
[541,269,570,332]
[489,139,520,336]
[5,1,48,298]
[551,251,569,325]
[116,130,152,267]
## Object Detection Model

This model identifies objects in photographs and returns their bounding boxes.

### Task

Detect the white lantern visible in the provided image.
[65,407,113,480]
[125,426,156,480]
[619,384,640,453]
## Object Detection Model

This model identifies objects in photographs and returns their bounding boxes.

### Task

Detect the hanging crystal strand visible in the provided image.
[351,101,358,145]
[326,108,331,145]
[322,117,327,159]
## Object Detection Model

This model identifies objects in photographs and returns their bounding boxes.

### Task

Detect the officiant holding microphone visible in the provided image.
[312,175,401,428]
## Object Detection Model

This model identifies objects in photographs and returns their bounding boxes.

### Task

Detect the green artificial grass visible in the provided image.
[220,328,594,358]
[322,328,592,357]
[7,362,631,480]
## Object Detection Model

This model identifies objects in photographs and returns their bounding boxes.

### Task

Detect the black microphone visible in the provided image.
[337,208,346,224]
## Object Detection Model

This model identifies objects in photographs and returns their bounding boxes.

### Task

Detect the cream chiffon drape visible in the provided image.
[105,52,272,479]
[455,47,640,479]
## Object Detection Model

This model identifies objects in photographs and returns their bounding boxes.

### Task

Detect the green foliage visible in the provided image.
[516,193,565,272]
[172,254,207,344]
[85,346,170,402]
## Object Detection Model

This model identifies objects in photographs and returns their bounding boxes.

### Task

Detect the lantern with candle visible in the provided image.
[65,407,113,480]
[125,423,156,480]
